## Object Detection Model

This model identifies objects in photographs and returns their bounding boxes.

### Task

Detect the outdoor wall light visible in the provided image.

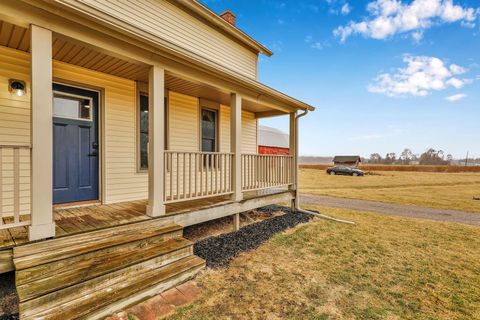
[8,79,26,97]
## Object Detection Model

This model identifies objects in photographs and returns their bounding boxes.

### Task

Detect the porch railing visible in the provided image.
[164,151,234,203]
[241,154,294,192]
[0,145,31,230]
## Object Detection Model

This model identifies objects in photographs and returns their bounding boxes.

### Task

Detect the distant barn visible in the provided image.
[333,155,361,167]
[258,125,289,155]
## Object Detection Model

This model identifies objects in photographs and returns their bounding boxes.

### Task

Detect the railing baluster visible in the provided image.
[209,155,213,195]
[13,148,20,224]
[188,153,192,198]
[0,148,3,227]
[200,154,204,196]
[184,153,187,198]
[169,153,173,200]
[163,152,167,201]
[215,154,218,194]
[196,153,199,196]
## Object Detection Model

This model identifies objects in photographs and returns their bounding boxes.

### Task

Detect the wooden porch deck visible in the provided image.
[0,189,288,251]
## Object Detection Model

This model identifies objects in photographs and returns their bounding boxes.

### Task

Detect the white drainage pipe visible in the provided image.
[296,208,355,225]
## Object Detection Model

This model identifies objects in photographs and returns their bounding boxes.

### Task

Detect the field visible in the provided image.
[168,207,480,320]
[301,164,480,173]
[299,169,480,213]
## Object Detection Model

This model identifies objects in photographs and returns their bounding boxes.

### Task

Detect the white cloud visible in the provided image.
[269,40,284,53]
[368,55,471,97]
[341,3,352,15]
[446,77,465,88]
[445,93,467,101]
[311,42,323,50]
[411,30,424,42]
[449,64,467,74]
[334,0,479,42]
[304,35,313,43]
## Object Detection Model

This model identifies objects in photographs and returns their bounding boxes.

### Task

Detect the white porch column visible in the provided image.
[146,65,166,217]
[230,93,243,202]
[29,25,56,241]
[289,112,299,210]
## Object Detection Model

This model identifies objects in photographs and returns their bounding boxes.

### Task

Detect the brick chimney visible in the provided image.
[220,10,236,26]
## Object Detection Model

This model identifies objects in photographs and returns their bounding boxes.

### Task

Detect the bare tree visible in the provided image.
[384,152,396,164]
[400,148,413,164]
[369,153,382,164]
[419,148,448,165]
[446,154,454,165]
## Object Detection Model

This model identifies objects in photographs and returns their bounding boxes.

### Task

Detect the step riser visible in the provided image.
[14,222,183,268]
[17,241,194,302]
[20,257,205,320]
[17,234,188,285]
[0,249,13,274]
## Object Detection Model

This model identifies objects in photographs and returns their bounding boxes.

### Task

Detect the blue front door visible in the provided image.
[53,84,99,204]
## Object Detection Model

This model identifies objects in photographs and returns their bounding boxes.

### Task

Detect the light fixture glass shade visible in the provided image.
[9,79,26,97]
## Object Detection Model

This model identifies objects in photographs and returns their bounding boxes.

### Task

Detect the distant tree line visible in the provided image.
[368,148,455,165]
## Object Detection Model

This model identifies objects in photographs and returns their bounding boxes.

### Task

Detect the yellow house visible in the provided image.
[0,1,314,318]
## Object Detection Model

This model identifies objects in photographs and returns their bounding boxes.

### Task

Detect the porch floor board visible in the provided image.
[0,189,288,251]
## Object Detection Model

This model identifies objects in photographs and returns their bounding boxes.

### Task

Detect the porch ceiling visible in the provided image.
[0,20,149,82]
[1,20,286,115]
[165,73,279,113]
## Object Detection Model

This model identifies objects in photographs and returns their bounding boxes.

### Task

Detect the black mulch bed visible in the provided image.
[193,205,313,268]
[0,272,18,320]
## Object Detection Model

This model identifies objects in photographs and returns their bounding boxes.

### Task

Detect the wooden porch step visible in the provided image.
[13,221,205,320]
[20,255,205,320]
[16,237,194,301]
[13,220,183,269]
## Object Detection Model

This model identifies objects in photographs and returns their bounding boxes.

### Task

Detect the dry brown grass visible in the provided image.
[300,169,480,212]
[301,164,480,173]
[167,207,480,320]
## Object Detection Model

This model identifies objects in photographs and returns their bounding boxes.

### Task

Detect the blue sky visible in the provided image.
[201,0,480,159]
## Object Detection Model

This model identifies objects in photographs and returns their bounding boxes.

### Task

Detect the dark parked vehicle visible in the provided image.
[326,165,364,176]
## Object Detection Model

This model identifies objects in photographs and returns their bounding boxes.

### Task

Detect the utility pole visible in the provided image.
[465,151,469,166]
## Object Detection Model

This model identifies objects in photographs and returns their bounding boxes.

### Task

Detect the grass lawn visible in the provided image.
[300,169,480,213]
[167,207,480,320]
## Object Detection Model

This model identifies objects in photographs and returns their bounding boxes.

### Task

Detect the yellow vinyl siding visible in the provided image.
[0,47,31,145]
[0,46,31,217]
[242,111,258,154]
[168,91,199,151]
[219,105,231,153]
[77,0,258,79]
[218,105,257,154]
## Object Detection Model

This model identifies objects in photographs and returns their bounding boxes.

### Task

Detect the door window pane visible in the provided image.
[53,95,92,120]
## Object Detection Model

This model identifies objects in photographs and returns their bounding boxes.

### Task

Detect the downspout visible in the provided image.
[293,109,355,225]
